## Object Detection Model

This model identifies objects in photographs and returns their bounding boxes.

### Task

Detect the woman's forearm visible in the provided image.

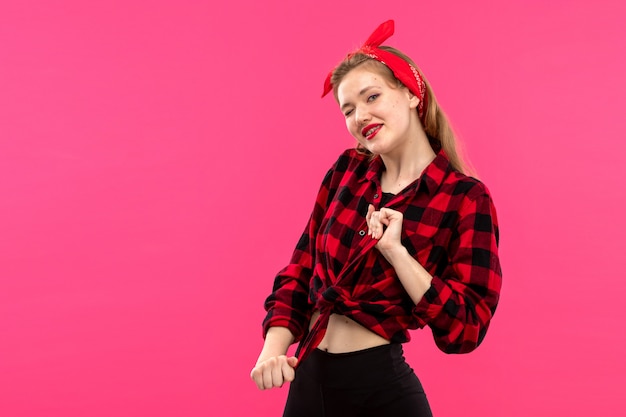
[381,245,433,305]
[256,326,296,364]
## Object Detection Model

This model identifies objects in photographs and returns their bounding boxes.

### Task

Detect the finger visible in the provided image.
[262,360,274,389]
[271,356,287,388]
[282,359,296,383]
[376,223,384,239]
[381,207,402,219]
[378,208,391,226]
[369,211,383,239]
[250,366,264,390]
[380,208,403,228]
[287,356,298,368]
[372,211,384,239]
[366,204,374,223]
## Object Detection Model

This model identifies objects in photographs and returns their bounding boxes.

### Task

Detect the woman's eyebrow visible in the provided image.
[340,86,377,110]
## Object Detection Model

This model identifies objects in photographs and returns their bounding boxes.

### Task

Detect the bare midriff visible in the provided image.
[309,311,390,353]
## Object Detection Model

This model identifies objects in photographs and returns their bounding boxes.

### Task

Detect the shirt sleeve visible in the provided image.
[412,186,502,353]
[261,159,340,342]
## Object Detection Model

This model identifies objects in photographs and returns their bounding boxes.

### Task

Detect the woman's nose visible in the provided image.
[356,108,371,126]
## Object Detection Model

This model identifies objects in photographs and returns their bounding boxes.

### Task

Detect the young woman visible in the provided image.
[250,20,502,417]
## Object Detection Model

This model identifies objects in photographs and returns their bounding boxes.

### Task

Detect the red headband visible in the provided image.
[322,20,428,123]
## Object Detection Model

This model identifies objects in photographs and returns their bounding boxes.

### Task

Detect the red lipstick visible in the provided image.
[361,124,382,140]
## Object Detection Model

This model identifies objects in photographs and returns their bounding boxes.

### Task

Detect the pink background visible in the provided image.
[1,1,625,416]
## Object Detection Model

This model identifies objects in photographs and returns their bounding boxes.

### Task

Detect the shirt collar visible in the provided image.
[359,149,452,197]
[420,149,451,196]
[359,154,383,184]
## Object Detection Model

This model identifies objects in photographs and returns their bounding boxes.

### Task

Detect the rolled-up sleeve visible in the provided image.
[413,187,502,353]
[262,161,339,342]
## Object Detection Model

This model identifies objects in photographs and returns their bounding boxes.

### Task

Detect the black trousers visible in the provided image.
[283,344,433,417]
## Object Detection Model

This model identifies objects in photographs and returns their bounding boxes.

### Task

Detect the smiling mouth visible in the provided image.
[362,124,382,139]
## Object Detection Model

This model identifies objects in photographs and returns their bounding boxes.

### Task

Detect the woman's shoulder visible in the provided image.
[333,148,369,168]
[443,170,494,202]
[319,148,371,190]
[324,148,371,176]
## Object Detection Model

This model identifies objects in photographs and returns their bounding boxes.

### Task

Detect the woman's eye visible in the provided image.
[367,94,379,102]
[344,109,354,117]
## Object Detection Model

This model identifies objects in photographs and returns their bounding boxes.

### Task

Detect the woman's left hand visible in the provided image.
[366,204,404,254]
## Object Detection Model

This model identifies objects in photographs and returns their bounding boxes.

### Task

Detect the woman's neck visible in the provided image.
[379,133,436,194]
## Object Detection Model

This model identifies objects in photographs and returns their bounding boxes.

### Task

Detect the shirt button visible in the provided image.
[374,193,379,199]
[359,230,366,236]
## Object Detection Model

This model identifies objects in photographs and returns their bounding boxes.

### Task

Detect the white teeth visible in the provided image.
[365,126,379,136]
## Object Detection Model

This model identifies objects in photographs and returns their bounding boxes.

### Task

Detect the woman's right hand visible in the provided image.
[250,355,298,390]
[251,327,298,390]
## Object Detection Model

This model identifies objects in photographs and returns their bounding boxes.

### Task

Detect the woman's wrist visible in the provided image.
[381,243,433,304]
[379,242,409,265]
[257,327,295,364]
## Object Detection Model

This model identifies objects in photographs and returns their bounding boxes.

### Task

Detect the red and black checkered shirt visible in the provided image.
[263,148,502,364]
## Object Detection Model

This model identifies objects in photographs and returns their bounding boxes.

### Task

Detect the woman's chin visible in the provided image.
[366,144,387,156]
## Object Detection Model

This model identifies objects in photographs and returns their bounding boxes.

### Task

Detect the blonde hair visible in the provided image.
[330,46,471,175]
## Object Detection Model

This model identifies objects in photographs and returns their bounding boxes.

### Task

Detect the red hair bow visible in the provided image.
[322,20,428,123]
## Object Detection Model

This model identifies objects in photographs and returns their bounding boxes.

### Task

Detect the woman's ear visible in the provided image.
[407,90,420,109]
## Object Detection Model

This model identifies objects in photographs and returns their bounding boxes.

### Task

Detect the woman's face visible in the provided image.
[336,65,420,157]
